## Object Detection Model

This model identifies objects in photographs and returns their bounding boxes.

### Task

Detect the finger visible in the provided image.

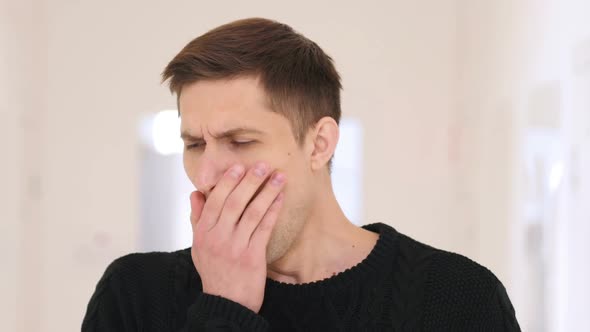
[233,172,285,248]
[214,162,271,235]
[190,191,206,248]
[198,164,245,232]
[190,191,206,229]
[249,192,284,254]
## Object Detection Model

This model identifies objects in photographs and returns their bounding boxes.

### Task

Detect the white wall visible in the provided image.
[457,0,590,330]
[0,2,25,329]
[4,0,463,330]
[561,2,590,331]
[1,0,46,330]
[455,0,530,295]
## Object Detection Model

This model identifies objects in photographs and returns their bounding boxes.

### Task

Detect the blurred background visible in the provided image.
[1,0,589,331]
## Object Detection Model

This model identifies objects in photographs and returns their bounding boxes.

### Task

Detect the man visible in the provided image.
[82,18,521,331]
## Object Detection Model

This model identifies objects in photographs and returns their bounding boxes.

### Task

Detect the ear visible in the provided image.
[308,117,339,171]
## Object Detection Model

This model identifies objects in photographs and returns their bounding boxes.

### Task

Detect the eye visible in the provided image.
[231,140,254,147]
[185,142,205,150]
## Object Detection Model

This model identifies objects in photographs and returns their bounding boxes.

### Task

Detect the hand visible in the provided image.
[189,162,286,313]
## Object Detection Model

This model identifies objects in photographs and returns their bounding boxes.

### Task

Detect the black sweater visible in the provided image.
[82,223,521,331]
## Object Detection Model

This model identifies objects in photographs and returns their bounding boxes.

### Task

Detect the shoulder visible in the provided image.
[391,230,500,293]
[394,230,500,300]
[105,248,190,279]
[83,248,199,330]
[95,248,198,297]
[422,245,500,312]
[393,231,519,330]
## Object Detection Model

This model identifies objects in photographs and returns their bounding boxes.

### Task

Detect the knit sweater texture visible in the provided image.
[82,223,521,331]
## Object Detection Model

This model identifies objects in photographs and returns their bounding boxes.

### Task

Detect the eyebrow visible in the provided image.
[180,127,265,141]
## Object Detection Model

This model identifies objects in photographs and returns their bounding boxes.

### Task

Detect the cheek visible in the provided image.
[270,148,297,171]
[183,153,198,186]
[280,168,308,199]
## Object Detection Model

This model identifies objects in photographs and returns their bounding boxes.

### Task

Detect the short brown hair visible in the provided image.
[161,17,342,152]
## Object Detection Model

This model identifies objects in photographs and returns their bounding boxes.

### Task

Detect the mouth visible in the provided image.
[203,175,275,208]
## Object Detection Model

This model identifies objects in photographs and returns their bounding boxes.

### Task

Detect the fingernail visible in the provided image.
[229,165,244,179]
[254,163,268,177]
[271,173,285,186]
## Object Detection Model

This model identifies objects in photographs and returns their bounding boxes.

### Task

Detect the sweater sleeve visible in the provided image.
[467,280,521,331]
[420,250,522,331]
[81,260,128,331]
[82,253,270,331]
[183,293,269,331]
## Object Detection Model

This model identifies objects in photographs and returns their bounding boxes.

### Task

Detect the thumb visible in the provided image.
[189,191,206,228]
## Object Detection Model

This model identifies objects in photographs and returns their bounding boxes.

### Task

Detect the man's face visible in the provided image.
[179,76,313,263]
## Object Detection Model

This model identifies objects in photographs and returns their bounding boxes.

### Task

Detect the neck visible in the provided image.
[266,182,378,284]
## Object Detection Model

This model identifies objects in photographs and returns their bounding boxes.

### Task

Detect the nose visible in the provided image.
[189,148,236,197]
[193,159,224,196]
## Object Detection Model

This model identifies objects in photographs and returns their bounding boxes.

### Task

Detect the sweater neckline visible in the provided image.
[264,222,398,297]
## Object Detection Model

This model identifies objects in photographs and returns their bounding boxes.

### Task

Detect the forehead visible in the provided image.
[179,76,269,121]
[178,76,293,139]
